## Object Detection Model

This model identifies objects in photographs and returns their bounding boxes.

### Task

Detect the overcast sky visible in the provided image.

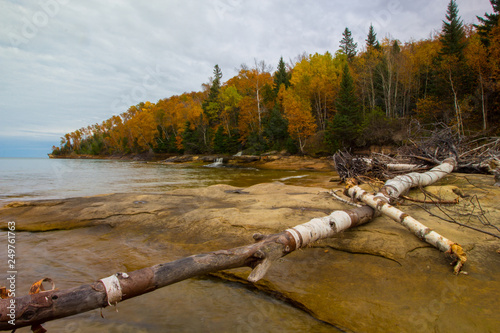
[0,0,493,157]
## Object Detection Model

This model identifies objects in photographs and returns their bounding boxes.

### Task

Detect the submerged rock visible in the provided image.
[1,177,499,332]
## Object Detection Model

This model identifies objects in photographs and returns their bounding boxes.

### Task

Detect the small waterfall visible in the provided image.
[233,151,243,157]
[205,157,224,168]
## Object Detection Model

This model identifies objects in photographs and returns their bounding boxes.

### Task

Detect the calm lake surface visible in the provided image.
[0,158,339,332]
[0,158,334,203]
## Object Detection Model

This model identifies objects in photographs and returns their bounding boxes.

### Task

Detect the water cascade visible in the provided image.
[205,157,224,168]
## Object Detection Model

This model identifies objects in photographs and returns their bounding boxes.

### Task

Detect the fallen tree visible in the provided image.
[344,157,466,274]
[0,158,464,331]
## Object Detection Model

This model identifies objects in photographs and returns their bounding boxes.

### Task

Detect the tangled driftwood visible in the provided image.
[334,124,499,184]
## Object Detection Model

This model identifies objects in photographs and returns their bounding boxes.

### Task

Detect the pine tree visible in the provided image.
[326,63,361,151]
[273,57,291,94]
[366,24,379,50]
[263,105,289,150]
[208,64,223,100]
[440,0,466,58]
[475,0,500,47]
[392,40,400,54]
[202,64,223,126]
[340,27,358,61]
[336,63,361,122]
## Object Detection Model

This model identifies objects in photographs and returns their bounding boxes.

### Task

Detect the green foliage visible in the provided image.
[359,107,402,146]
[474,0,500,47]
[213,126,240,154]
[340,27,358,61]
[273,57,291,94]
[154,126,179,153]
[243,132,268,155]
[325,114,354,152]
[440,0,467,58]
[182,121,205,154]
[263,106,289,150]
[325,63,362,151]
[337,64,362,123]
[202,64,224,126]
[366,24,380,50]
[204,101,222,125]
[285,137,299,155]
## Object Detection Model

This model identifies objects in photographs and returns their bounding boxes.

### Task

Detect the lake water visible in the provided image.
[0,158,334,203]
[0,158,339,332]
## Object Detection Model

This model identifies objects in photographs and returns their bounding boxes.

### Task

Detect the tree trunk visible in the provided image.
[479,72,487,131]
[344,157,466,273]
[449,69,464,137]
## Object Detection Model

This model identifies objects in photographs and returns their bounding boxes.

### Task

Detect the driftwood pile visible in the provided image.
[334,126,500,184]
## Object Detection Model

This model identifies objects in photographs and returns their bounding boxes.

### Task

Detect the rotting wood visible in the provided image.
[0,158,465,331]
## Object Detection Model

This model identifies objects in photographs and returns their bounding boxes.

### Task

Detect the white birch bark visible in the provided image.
[359,158,426,172]
[286,211,356,249]
[345,157,466,274]
[377,158,455,199]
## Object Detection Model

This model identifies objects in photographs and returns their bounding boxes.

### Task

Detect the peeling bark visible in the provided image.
[344,157,466,274]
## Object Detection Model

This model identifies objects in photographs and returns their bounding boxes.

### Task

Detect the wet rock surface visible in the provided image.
[1,175,499,332]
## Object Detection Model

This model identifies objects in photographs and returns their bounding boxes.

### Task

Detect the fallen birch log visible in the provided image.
[0,159,464,330]
[359,158,427,172]
[344,157,467,274]
[0,205,376,331]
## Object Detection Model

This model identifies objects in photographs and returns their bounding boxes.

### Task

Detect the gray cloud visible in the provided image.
[0,0,493,156]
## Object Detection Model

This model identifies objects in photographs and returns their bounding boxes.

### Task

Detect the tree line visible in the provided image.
[52,0,500,157]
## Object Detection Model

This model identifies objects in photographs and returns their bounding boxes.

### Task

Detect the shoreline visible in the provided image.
[48,153,337,172]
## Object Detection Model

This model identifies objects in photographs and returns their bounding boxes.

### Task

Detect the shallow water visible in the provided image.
[1,227,338,332]
[0,158,338,332]
[0,158,334,203]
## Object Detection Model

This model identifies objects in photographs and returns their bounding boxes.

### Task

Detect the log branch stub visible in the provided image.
[252,233,266,242]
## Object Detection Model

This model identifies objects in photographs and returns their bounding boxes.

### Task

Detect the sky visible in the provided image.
[0,0,494,157]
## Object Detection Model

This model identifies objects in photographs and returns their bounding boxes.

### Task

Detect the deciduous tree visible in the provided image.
[279,86,317,154]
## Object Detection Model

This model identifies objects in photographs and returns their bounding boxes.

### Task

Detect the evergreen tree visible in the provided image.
[475,0,500,47]
[366,24,380,50]
[210,64,223,97]
[336,63,362,123]
[440,0,466,58]
[263,106,289,150]
[202,64,223,125]
[326,63,361,151]
[340,27,358,61]
[213,125,240,154]
[273,57,291,94]
[392,40,400,54]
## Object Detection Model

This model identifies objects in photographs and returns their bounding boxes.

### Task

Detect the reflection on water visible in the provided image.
[0,158,338,332]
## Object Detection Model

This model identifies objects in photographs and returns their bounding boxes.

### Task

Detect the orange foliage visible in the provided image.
[279,86,317,153]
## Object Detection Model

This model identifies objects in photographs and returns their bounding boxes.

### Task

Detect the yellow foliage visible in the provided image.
[279,88,317,153]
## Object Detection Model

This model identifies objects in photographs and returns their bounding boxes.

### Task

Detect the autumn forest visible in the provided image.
[51,1,500,158]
